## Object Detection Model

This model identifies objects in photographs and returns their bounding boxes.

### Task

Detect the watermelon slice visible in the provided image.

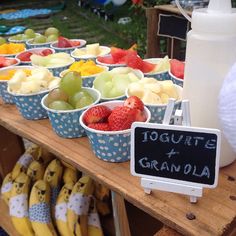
[141,61,156,73]
[170,59,185,79]
[110,47,128,63]
[0,56,17,68]
[97,56,115,64]
[57,36,73,48]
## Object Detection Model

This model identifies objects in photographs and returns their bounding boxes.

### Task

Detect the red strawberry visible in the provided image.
[108,106,138,131]
[125,50,143,70]
[40,49,53,56]
[88,123,111,131]
[124,96,144,111]
[70,40,81,47]
[57,36,73,48]
[83,105,112,125]
[135,109,147,122]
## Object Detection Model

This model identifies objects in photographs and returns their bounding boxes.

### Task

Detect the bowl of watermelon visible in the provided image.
[168,59,185,87]
[16,48,55,65]
[79,97,151,162]
[0,56,20,69]
[50,36,86,54]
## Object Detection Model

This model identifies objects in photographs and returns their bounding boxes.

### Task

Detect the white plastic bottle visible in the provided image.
[182,0,236,167]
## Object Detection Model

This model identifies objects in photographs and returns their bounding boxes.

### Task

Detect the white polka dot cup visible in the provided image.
[7,88,49,120]
[26,39,52,49]
[50,39,87,54]
[143,58,170,81]
[59,65,109,88]
[41,87,101,138]
[168,70,184,87]
[126,85,182,123]
[79,101,151,162]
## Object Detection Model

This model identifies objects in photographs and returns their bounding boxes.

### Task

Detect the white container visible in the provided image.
[182,0,236,167]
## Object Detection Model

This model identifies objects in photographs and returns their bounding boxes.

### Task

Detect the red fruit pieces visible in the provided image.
[40,49,53,56]
[141,60,156,73]
[70,40,81,47]
[135,109,147,122]
[0,56,17,68]
[97,55,115,64]
[57,36,73,48]
[124,96,144,111]
[17,51,33,61]
[88,123,110,131]
[83,105,112,125]
[108,106,138,131]
[110,47,127,63]
[170,59,185,79]
[125,50,143,70]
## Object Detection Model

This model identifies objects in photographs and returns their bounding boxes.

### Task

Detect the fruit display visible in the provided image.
[170,59,185,79]
[0,56,19,68]
[143,56,170,74]
[52,36,83,48]
[44,71,95,110]
[127,78,181,105]
[93,67,141,99]
[0,43,25,55]
[83,96,147,131]
[72,43,110,57]
[0,143,107,236]
[30,52,74,68]
[7,67,60,94]
[0,68,31,81]
[16,48,54,63]
[8,29,39,42]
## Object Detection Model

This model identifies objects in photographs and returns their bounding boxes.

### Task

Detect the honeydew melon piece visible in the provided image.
[103,81,113,97]
[127,72,139,82]
[142,90,162,104]
[30,55,49,67]
[108,86,121,98]
[110,67,131,75]
[86,43,100,55]
[154,55,170,73]
[160,80,178,99]
[112,74,130,95]
[93,72,112,96]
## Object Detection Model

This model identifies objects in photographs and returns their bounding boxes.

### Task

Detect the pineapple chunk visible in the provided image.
[128,82,144,99]
[160,80,178,99]
[143,83,161,94]
[142,90,162,104]
[160,93,170,104]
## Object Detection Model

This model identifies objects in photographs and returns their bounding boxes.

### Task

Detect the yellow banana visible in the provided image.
[9,172,34,236]
[27,159,45,184]
[29,180,57,236]
[88,198,104,236]
[63,166,78,185]
[1,172,13,205]
[67,176,94,236]
[55,182,74,236]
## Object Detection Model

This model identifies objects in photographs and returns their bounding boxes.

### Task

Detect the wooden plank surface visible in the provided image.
[0,102,236,236]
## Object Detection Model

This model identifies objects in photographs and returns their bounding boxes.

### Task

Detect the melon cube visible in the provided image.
[160,80,178,99]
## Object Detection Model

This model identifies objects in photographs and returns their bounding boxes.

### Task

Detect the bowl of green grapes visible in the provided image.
[41,71,101,138]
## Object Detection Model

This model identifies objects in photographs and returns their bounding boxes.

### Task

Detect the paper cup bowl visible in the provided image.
[79,100,151,162]
[26,39,52,49]
[50,39,87,54]
[16,47,55,65]
[168,70,184,87]
[8,33,41,45]
[60,65,109,88]
[0,65,31,104]
[143,58,171,81]
[32,57,75,77]
[41,87,101,138]
[96,56,126,70]
[71,46,111,62]
[8,88,49,120]
[126,85,182,123]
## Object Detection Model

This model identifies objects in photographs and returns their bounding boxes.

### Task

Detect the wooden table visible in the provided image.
[0,101,236,236]
[146,5,192,60]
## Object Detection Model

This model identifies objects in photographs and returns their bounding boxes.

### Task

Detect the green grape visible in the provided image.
[44,27,59,37]
[22,34,31,40]
[24,29,35,38]
[0,37,6,45]
[68,89,90,108]
[46,88,68,105]
[75,96,94,109]
[48,101,73,110]
[33,35,47,44]
[60,71,82,96]
[46,34,58,42]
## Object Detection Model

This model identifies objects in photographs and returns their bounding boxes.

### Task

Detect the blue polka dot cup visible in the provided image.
[126,85,182,123]
[32,57,75,77]
[8,88,49,120]
[59,65,109,88]
[50,39,87,54]
[41,87,101,138]
[79,101,151,162]
[143,58,170,81]
[96,55,126,70]
[26,39,52,49]
[169,70,184,87]
[71,46,110,62]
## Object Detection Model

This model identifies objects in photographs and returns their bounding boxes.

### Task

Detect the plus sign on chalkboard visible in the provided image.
[158,14,190,40]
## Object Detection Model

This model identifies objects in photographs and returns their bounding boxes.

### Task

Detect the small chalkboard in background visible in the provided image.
[130,122,221,200]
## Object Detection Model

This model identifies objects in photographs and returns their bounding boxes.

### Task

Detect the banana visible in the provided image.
[67,176,94,236]
[1,172,13,205]
[27,159,45,184]
[44,159,63,219]
[9,172,34,236]
[29,180,57,236]
[12,144,42,180]
[55,182,74,236]
[88,198,104,236]
[63,166,78,185]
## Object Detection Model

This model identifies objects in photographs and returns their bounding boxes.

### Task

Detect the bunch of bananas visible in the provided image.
[0,143,109,236]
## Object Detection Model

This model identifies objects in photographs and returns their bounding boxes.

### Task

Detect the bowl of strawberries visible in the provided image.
[50,36,86,54]
[79,96,151,162]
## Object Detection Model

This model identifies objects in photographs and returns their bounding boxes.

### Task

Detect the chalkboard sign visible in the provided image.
[131,123,221,188]
[157,14,190,40]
